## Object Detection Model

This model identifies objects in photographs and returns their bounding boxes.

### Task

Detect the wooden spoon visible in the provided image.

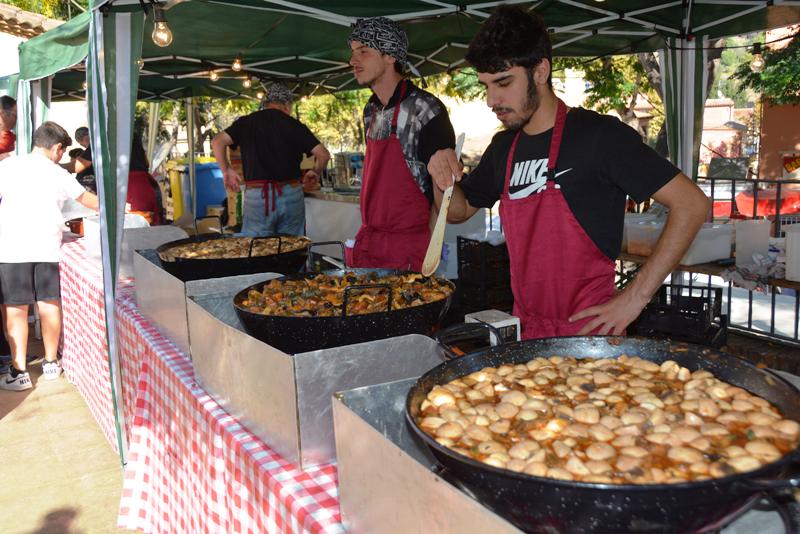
[421,133,465,276]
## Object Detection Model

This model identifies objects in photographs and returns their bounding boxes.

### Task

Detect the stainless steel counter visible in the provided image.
[187,282,447,470]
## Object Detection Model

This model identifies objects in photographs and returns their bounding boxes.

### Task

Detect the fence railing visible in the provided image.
[621,175,800,347]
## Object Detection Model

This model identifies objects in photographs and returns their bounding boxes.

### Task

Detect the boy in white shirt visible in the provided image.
[0,121,99,391]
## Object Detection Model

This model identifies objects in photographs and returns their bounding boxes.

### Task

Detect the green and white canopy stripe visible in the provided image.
[661,37,710,179]
[85,2,145,464]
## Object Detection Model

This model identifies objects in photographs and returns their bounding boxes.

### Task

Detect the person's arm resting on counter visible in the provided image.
[303,143,331,188]
[570,172,710,335]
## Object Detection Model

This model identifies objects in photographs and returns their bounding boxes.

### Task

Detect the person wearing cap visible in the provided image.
[211,83,330,236]
[348,17,456,271]
[427,6,709,340]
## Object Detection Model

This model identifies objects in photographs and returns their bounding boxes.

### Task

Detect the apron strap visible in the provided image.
[390,79,408,135]
[502,130,523,197]
[501,98,567,197]
[546,99,568,183]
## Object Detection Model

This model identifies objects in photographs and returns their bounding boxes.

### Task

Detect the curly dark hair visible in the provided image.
[465,5,552,85]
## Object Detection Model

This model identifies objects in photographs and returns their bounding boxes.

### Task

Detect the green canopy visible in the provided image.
[20,1,800,100]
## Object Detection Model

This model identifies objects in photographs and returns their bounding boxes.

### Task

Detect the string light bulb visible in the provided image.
[137,58,145,71]
[242,77,252,89]
[750,43,765,73]
[232,56,243,72]
[256,90,264,100]
[209,70,219,82]
[151,7,173,48]
[82,81,88,91]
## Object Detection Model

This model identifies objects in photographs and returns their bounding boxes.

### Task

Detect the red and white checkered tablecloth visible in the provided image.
[115,288,344,534]
[60,240,136,453]
[59,238,345,533]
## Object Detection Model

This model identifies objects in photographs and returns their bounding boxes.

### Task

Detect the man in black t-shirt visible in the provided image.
[428,6,710,338]
[211,83,330,236]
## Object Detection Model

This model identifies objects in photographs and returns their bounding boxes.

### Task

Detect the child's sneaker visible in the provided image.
[0,369,32,391]
[42,360,63,380]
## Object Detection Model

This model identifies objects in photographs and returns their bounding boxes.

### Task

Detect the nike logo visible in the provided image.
[508,168,573,200]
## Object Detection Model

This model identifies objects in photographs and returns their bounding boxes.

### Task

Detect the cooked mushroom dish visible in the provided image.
[239,272,453,317]
[417,355,800,484]
[159,236,309,261]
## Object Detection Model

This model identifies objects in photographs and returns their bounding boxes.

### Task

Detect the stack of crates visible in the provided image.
[457,236,514,313]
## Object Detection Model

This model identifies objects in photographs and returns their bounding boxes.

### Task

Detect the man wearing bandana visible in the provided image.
[348,17,456,271]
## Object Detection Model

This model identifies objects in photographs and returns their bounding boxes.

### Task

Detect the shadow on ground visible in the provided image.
[28,507,82,534]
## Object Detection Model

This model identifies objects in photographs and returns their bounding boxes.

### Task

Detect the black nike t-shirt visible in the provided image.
[460,108,680,260]
[225,109,320,182]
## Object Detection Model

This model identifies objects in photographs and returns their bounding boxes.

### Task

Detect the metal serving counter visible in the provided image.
[187,281,446,470]
[333,375,799,534]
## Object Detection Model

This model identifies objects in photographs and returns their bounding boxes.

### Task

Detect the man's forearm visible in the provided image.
[211,140,231,172]
[433,183,472,223]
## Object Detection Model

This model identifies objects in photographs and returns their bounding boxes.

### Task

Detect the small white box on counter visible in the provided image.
[465,309,521,344]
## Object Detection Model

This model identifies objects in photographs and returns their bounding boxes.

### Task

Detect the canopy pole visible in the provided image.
[186,97,197,221]
[146,101,160,165]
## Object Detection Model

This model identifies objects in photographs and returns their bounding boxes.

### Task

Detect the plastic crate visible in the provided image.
[628,284,728,348]
[457,236,511,286]
[460,283,514,314]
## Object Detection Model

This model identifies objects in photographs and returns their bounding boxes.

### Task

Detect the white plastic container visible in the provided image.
[784,224,800,282]
[680,223,733,265]
[735,219,771,267]
[622,213,658,252]
[626,220,664,256]
[625,221,732,265]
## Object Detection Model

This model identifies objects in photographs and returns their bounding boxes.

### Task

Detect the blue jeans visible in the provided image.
[241,183,305,236]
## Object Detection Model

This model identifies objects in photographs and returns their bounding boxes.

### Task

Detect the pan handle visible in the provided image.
[740,475,800,491]
[434,322,504,360]
[762,488,800,534]
[308,241,347,270]
[342,283,392,318]
[248,236,282,257]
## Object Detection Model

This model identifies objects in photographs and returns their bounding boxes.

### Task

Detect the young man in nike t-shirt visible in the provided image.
[427,6,709,339]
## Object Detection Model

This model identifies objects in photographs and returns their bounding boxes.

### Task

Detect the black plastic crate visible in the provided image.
[457,236,511,286]
[461,283,514,314]
[629,284,728,348]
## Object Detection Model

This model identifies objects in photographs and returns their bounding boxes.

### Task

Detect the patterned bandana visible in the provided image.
[265,83,293,104]
[348,17,408,65]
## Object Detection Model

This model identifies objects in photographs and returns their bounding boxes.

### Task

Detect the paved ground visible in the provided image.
[0,339,123,534]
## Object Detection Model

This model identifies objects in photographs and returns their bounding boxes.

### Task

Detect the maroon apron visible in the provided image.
[499,99,615,339]
[352,81,431,271]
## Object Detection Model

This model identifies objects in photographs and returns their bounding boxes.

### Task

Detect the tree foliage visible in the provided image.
[296,89,371,152]
[3,0,89,20]
[733,30,800,106]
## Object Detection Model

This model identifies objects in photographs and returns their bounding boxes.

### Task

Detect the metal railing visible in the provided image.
[620,175,800,347]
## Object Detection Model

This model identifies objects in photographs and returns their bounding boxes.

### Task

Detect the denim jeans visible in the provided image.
[241,182,305,236]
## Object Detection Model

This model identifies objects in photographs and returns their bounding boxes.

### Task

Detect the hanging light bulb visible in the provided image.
[232,56,243,72]
[209,70,220,82]
[151,6,173,47]
[82,81,88,91]
[242,77,252,89]
[137,58,145,71]
[256,90,264,100]
[750,42,765,73]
